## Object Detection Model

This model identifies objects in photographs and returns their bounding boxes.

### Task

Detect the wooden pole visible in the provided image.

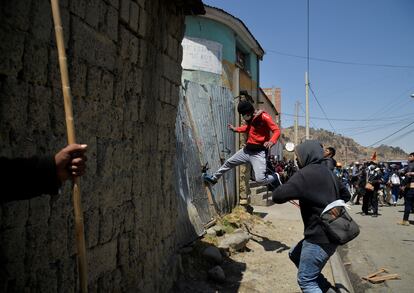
[50,1,88,292]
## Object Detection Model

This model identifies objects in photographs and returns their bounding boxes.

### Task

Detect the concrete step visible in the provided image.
[250,185,268,195]
[249,180,262,188]
[250,191,272,206]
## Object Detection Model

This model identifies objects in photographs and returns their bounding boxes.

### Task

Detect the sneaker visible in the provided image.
[267,173,282,191]
[202,173,217,185]
[397,220,410,226]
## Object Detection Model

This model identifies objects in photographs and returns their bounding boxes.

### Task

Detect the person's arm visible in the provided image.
[1,144,87,203]
[232,124,248,133]
[262,112,281,144]
[272,172,303,203]
[1,156,60,202]
[336,176,351,202]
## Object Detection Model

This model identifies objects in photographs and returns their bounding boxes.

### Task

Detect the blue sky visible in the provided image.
[202,0,414,153]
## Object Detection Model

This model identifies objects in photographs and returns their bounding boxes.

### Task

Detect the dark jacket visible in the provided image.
[272,140,351,244]
[1,156,60,203]
[403,162,414,185]
[321,157,337,171]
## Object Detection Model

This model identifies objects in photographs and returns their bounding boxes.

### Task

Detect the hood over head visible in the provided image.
[294,140,324,168]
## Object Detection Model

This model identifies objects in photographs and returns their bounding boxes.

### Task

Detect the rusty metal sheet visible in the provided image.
[174,81,236,246]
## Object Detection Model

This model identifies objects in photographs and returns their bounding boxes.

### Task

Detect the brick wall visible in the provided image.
[0,0,190,291]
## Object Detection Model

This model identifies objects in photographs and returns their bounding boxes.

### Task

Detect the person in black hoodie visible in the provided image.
[272,140,350,293]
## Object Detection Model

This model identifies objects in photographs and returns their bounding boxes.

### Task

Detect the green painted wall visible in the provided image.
[184,16,259,83]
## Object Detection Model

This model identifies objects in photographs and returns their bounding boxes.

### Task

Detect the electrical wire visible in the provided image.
[338,119,409,132]
[281,112,414,122]
[351,120,410,136]
[384,127,414,144]
[265,49,414,69]
[308,84,337,133]
[368,120,414,147]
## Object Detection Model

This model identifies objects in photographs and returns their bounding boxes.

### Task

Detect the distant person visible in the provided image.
[272,140,350,293]
[203,99,281,189]
[321,146,336,171]
[362,164,382,217]
[351,165,365,205]
[381,165,392,206]
[398,152,414,226]
[1,144,88,203]
[389,167,401,206]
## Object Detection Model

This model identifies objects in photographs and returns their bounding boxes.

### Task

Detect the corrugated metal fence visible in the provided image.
[175,80,236,245]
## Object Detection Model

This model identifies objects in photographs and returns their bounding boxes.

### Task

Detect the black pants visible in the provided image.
[403,190,414,221]
[351,189,363,204]
[362,190,378,215]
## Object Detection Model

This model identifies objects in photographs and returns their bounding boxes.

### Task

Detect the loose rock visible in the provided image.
[202,246,223,264]
[218,229,251,252]
[206,227,217,236]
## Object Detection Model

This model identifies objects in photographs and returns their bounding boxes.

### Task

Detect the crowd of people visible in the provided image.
[319,151,414,225]
[268,146,413,291]
[268,148,414,226]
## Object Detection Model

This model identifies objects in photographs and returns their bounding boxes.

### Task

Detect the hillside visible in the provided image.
[280,126,408,165]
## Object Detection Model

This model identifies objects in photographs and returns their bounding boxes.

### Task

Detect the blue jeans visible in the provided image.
[391,185,400,203]
[289,239,337,293]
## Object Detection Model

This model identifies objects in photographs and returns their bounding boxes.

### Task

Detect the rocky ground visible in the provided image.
[172,204,334,293]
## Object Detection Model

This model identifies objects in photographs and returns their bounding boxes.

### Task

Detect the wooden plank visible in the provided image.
[368,274,400,284]
[362,268,387,280]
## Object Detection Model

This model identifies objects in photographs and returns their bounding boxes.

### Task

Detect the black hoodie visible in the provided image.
[272,140,351,244]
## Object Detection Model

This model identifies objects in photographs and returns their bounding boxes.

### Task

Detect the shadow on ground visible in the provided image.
[171,240,247,293]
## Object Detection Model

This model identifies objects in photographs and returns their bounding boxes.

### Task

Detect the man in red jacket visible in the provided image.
[203,99,281,188]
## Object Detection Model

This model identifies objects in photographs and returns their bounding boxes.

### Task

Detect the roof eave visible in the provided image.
[201,6,265,58]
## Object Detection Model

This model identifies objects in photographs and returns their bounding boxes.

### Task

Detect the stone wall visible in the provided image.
[0,0,192,291]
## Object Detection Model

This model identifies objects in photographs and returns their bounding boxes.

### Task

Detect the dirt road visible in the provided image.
[338,202,414,293]
[174,202,334,292]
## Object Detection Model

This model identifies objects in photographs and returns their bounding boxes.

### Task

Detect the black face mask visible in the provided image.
[242,113,252,121]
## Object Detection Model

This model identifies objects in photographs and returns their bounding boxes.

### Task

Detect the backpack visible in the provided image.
[390,173,400,185]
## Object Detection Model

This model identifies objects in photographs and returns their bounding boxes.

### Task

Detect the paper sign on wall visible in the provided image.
[181,37,223,75]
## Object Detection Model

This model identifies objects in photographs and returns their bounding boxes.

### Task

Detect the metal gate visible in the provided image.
[174,80,236,245]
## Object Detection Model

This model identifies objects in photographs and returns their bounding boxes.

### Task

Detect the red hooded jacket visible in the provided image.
[235,110,280,146]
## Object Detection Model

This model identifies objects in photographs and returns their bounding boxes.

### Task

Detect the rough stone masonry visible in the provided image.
[0,0,202,291]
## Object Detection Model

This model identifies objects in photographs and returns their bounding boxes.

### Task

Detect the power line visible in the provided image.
[281,112,414,122]
[338,119,409,132]
[308,84,337,133]
[385,127,414,144]
[265,49,414,69]
[368,120,414,147]
[351,120,410,136]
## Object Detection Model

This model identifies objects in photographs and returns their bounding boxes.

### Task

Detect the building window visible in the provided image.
[236,47,249,72]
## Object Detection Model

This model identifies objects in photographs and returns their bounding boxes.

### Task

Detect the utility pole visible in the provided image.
[294,101,299,147]
[305,72,310,139]
[294,101,299,162]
